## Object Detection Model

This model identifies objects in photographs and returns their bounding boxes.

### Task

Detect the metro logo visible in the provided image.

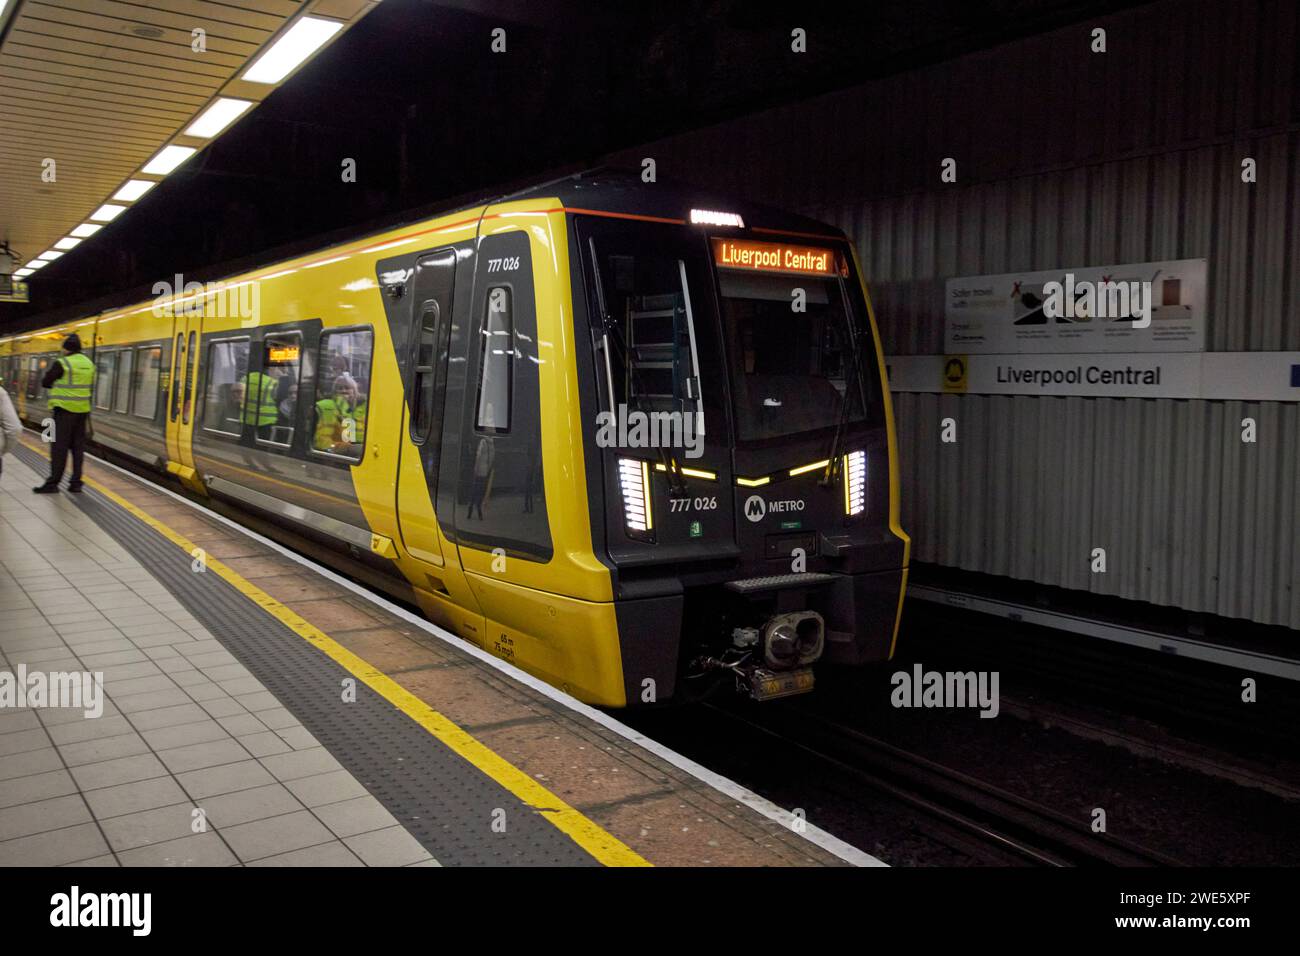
[743,495,805,522]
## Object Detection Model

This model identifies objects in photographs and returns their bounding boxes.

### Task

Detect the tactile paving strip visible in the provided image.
[18,447,599,866]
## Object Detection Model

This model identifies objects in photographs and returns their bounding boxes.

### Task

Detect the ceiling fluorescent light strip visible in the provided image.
[243,16,343,84]
[142,145,197,176]
[185,97,254,138]
[90,204,126,223]
[113,180,156,203]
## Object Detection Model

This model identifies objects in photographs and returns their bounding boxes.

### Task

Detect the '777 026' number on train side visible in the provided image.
[669,497,718,513]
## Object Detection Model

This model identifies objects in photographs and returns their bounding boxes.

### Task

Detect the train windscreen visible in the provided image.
[583,220,730,451]
[714,242,870,442]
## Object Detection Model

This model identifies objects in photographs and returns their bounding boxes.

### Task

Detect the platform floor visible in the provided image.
[0,442,870,867]
[0,454,437,867]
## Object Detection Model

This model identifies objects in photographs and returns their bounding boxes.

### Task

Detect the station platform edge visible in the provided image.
[0,436,877,868]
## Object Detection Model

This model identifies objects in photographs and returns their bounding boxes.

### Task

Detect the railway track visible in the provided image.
[903,600,1300,756]
[704,700,1184,867]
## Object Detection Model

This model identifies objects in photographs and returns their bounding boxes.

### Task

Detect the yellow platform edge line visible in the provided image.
[22,440,650,867]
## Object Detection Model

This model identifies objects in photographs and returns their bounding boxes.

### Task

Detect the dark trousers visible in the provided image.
[48,408,88,485]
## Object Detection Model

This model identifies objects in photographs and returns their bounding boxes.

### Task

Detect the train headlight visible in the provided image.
[618,458,654,540]
[843,450,866,515]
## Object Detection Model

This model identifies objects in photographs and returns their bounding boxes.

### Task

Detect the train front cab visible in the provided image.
[569,210,909,705]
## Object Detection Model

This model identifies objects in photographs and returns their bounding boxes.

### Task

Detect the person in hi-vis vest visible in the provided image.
[241,367,281,441]
[313,373,367,455]
[34,333,96,494]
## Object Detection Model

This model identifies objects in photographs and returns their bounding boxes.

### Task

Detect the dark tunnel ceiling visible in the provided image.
[2,0,1154,330]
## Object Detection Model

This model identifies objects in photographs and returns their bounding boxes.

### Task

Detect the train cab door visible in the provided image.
[165,311,202,488]
[395,249,457,568]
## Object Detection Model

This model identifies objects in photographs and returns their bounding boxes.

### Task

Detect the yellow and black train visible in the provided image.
[0,171,909,706]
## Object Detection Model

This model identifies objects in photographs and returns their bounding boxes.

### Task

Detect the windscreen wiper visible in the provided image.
[822,325,869,487]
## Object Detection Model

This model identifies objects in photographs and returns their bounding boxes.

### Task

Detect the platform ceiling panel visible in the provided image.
[0,0,371,269]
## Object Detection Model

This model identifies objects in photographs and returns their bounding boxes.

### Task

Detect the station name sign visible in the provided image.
[886,351,1300,402]
[995,362,1162,388]
[0,278,29,303]
[711,238,836,277]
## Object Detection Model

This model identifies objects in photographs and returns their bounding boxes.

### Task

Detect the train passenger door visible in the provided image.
[165,311,202,485]
[442,230,551,563]
[395,249,456,566]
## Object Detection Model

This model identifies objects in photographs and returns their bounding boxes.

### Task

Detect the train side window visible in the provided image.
[34,355,52,400]
[474,287,512,433]
[95,351,116,410]
[182,331,196,424]
[169,333,184,421]
[113,349,134,414]
[410,302,440,444]
[25,358,38,400]
[311,328,373,462]
[134,346,162,420]
[256,333,304,447]
[201,338,250,436]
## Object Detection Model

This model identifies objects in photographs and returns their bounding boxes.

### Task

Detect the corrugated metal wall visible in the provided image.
[821,134,1300,354]
[890,393,1300,628]
[609,0,1300,628]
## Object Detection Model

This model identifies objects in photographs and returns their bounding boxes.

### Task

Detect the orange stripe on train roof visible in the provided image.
[149,204,678,288]
[213,207,569,278]
[20,207,558,334]
[16,203,840,337]
[562,207,687,226]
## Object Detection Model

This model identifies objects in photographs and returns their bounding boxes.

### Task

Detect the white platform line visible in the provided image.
[46,434,884,868]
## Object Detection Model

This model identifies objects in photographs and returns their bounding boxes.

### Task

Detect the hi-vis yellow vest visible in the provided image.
[313,397,366,450]
[242,372,278,426]
[49,353,96,413]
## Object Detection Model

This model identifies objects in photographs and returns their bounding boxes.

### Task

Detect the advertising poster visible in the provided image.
[945,259,1206,354]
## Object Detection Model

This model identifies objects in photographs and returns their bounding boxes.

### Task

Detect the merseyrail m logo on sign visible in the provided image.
[744,495,767,522]
[942,355,968,393]
[712,238,837,277]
